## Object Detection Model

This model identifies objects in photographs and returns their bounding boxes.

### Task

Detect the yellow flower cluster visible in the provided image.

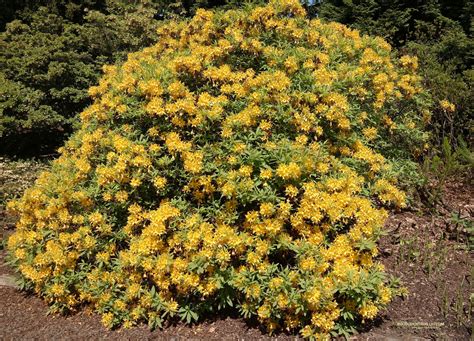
[276,162,302,180]
[439,99,455,112]
[7,0,431,338]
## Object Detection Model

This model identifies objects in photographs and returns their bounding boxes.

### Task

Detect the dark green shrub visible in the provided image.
[404,25,473,145]
[0,3,160,155]
[0,9,100,155]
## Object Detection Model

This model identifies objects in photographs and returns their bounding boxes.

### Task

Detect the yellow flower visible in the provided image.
[183,151,204,174]
[101,312,114,328]
[154,176,167,190]
[373,179,406,207]
[439,99,455,112]
[285,185,299,198]
[260,168,273,180]
[233,143,246,153]
[123,320,133,329]
[167,81,188,99]
[221,126,233,138]
[379,286,392,304]
[221,182,236,197]
[50,283,65,297]
[400,55,418,70]
[228,155,238,165]
[257,303,271,320]
[316,162,330,174]
[284,56,298,73]
[247,283,261,299]
[359,303,378,319]
[88,212,104,226]
[276,162,301,180]
[115,190,129,203]
[362,127,378,141]
[311,313,335,332]
[269,277,284,290]
[166,300,179,312]
[130,178,142,188]
[260,202,275,217]
[259,120,272,131]
[239,165,253,177]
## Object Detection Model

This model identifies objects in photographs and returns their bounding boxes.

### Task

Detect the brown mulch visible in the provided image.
[0,179,472,340]
[360,178,473,340]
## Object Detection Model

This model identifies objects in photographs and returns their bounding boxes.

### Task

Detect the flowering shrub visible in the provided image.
[7,0,431,338]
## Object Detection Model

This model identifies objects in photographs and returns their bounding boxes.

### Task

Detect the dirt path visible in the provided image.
[1,180,472,340]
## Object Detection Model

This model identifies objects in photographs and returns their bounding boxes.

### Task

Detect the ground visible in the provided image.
[0,159,472,340]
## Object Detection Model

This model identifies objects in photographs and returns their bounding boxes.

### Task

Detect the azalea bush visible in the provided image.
[7,0,432,338]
